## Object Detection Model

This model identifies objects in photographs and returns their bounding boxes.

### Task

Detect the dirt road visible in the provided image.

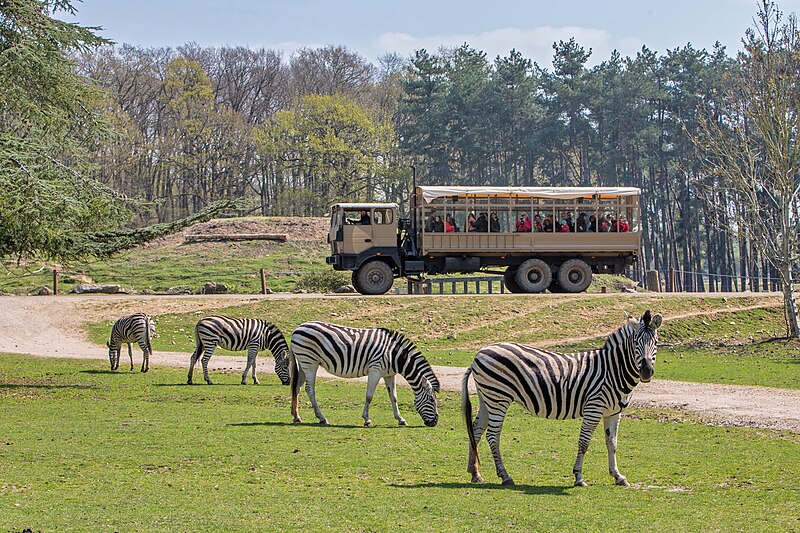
[0,294,798,432]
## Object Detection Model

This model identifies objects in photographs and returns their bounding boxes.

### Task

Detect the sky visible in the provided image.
[60,0,800,68]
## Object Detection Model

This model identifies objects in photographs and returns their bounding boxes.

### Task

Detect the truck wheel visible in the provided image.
[354,261,394,295]
[515,259,552,293]
[504,267,522,293]
[557,259,592,293]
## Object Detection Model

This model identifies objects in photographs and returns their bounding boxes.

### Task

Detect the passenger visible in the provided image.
[532,214,543,232]
[588,214,598,232]
[560,220,571,232]
[425,208,438,232]
[467,213,477,232]
[564,212,574,232]
[515,213,532,232]
[542,216,554,233]
[359,209,371,225]
[605,214,614,232]
[445,214,458,232]
[475,213,488,232]
[616,214,630,233]
[489,212,501,233]
[432,214,445,232]
[577,212,588,232]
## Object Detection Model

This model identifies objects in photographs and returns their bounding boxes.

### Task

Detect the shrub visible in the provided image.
[297,270,350,293]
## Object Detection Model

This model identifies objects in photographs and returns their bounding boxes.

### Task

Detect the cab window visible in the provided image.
[344,209,371,225]
[373,208,393,225]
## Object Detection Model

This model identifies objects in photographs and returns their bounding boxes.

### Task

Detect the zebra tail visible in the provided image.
[462,367,479,468]
[289,344,301,397]
[146,318,154,355]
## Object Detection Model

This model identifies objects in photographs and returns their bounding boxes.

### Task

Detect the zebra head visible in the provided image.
[635,310,662,383]
[413,379,439,427]
[273,348,291,385]
[395,335,440,427]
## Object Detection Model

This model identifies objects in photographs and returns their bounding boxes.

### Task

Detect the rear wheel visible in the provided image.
[354,261,394,295]
[515,259,552,293]
[557,259,592,293]
[504,267,522,293]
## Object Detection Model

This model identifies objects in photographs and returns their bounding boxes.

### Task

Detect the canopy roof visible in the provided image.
[333,202,398,210]
[417,186,640,204]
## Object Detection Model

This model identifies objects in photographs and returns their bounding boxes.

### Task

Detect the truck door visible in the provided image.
[342,208,373,255]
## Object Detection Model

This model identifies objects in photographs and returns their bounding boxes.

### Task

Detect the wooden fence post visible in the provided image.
[645,270,660,292]
[260,268,267,295]
[53,269,58,295]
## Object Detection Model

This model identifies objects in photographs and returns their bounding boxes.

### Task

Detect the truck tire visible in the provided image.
[354,261,394,295]
[557,259,592,293]
[515,259,552,293]
[504,267,522,293]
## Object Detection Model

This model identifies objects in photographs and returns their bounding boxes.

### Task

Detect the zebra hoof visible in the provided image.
[319,419,330,426]
[187,379,193,385]
[616,478,630,487]
[470,474,484,483]
[501,478,515,486]
[364,421,373,427]
[253,380,260,385]
[398,419,407,426]
[574,480,588,487]
[293,417,303,424]
[240,380,247,385]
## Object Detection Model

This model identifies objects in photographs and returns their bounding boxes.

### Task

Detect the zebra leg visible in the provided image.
[303,365,328,425]
[201,344,217,385]
[291,366,306,423]
[604,413,629,486]
[484,401,514,485]
[361,369,382,427]
[384,375,406,426]
[242,346,258,385]
[127,344,134,371]
[573,410,602,487]
[468,395,489,483]
[188,348,200,384]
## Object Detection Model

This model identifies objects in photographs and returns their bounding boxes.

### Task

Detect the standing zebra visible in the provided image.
[290,322,440,427]
[187,316,290,386]
[462,310,662,487]
[107,313,155,372]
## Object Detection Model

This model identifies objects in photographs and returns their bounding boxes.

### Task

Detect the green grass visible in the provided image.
[0,354,798,531]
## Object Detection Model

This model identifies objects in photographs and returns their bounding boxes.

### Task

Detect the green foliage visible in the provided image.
[296,269,351,293]
[0,354,798,531]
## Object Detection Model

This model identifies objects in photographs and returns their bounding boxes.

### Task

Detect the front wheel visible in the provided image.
[515,259,552,293]
[504,267,522,293]
[354,261,394,295]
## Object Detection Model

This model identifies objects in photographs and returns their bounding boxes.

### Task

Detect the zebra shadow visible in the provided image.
[80,370,119,375]
[228,421,414,430]
[390,481,571,496]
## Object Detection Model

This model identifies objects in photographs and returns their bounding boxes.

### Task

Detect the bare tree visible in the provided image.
[696,1,800,337]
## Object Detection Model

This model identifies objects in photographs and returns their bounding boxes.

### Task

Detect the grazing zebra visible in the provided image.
[290,322,440,427]
[187,316,290,386]
[462,310,662,487]
[107,313,155,372]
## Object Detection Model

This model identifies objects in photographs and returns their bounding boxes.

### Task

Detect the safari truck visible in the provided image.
[326,186,641,295]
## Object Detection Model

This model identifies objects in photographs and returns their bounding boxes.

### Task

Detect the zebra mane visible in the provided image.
[380,328,440,393]
[602,318,637,352]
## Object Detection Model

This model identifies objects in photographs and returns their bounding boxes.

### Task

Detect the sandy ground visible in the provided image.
[1,294,799,433]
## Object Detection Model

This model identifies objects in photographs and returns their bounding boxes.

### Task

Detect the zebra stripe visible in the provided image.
[187,316,290,386]
[107,313,155,372]
[290,321,440,427]
[463,310,662,487]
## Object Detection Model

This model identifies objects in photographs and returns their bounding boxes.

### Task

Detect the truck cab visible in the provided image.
[326,203,403,294]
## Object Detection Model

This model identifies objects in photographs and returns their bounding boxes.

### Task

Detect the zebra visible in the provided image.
[107,313,155,372]
[187,316,290,386]
[462,310,662,487]
[289,322,440,427]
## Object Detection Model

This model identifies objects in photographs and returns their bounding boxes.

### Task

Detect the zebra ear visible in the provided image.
[650,313,663,330]
[641,310,652,328]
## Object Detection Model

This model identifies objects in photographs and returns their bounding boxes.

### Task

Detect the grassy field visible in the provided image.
[83,294,800,389]
[0,354,798,532]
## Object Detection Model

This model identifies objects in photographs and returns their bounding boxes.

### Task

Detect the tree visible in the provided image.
[696,1,800,337]
[0,1,230,262]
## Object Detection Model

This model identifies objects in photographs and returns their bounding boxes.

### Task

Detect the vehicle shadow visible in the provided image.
[389,481,571,496]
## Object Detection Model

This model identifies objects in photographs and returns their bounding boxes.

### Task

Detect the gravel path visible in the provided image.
[1,294,798,432]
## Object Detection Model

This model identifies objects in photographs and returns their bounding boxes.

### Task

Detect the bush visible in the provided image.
[297,270,350,293]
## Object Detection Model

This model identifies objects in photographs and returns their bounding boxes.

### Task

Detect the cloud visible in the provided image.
[375,26,645,68]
